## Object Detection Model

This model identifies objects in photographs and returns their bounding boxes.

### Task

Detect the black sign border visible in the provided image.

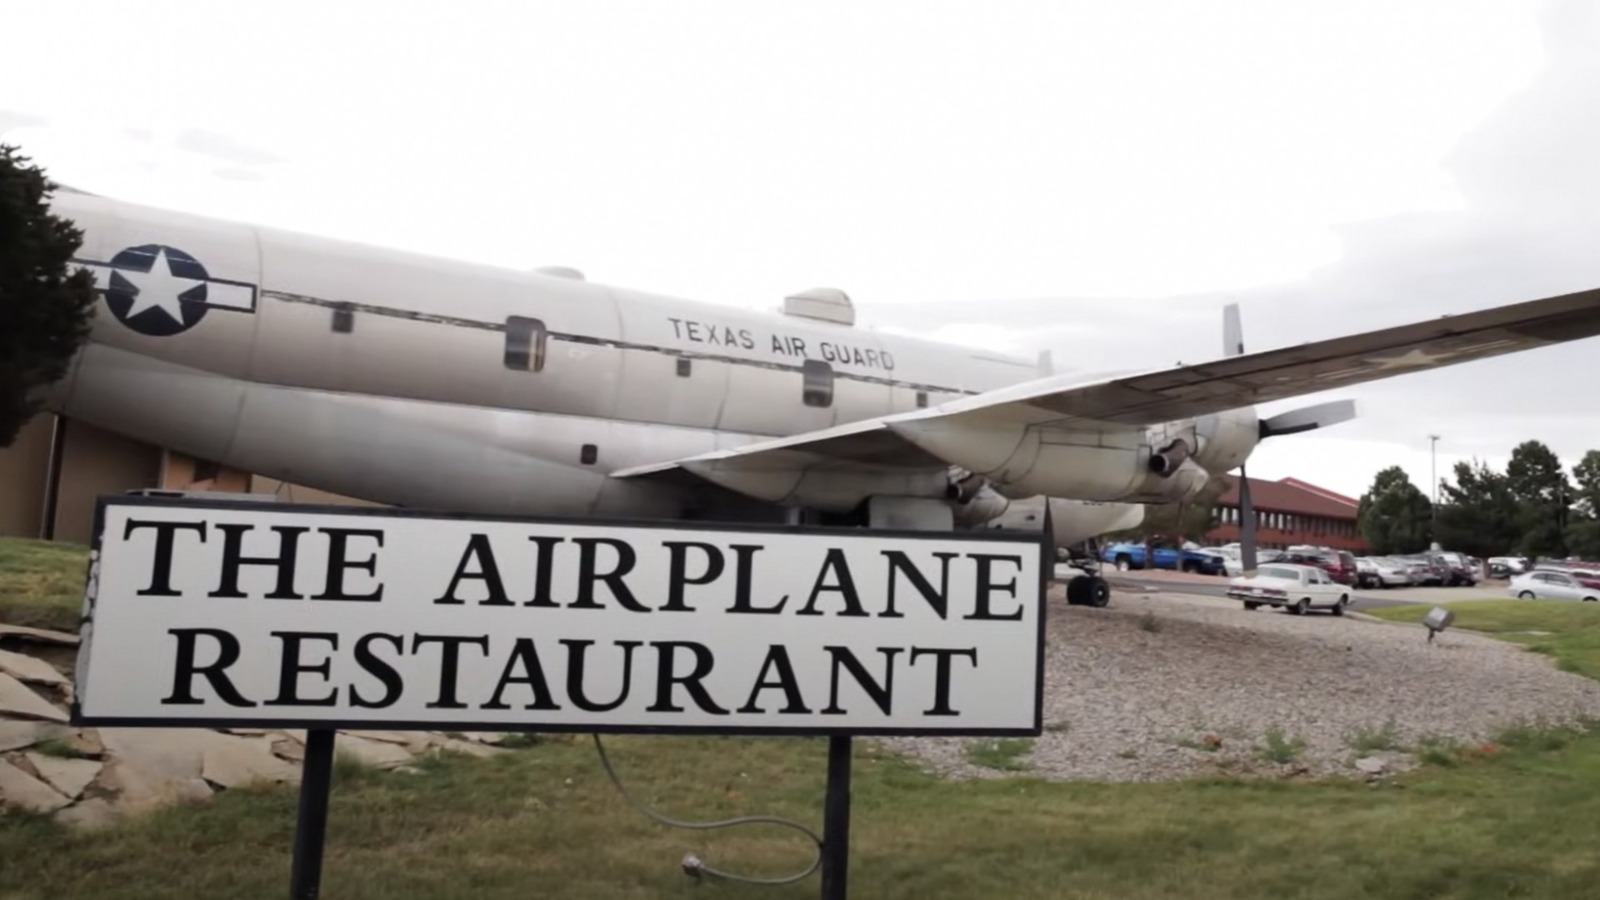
[71,492,1050,738]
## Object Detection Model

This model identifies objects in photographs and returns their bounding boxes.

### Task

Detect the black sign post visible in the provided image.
[820,734,854,899]
[289,729,337,899]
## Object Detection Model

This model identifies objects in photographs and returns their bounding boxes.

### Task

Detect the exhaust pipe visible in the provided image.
[1148,438,1192,476]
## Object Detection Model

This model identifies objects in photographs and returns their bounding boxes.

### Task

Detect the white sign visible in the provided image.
[74,496,1046,736]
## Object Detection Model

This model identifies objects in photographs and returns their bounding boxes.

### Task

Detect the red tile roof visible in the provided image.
[1277,477,1360,507]
[1215,476,1359,519]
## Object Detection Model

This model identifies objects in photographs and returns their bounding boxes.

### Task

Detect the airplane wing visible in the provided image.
[611,285,1600,483]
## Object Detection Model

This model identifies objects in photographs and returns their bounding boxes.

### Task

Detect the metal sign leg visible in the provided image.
[819,734,853,899]
[290,728,337,899]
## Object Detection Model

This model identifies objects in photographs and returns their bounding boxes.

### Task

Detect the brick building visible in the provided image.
[1205,476,1369,553]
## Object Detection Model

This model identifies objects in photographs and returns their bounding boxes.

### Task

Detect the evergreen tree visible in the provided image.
[1505,439,1572,558]
[1566,450,1600,559]
[0,144,97,447]
[1356,465,1432,554]
[1434,459,1522,558]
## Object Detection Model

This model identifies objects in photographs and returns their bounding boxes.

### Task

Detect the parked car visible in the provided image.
[1227,562,1351,615]
[1533,567,1600,591]
[1429,550,1479,586]
[1369,556,1419,587]
[1100,542,1227,575]
[1508,570,1600,602]
[1395,553,1450,586]
[1281,546,1359,586]
[1488,556,1531,576]
[1353,557,1383,589]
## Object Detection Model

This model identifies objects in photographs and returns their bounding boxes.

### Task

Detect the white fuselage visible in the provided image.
[36,190,1257,544]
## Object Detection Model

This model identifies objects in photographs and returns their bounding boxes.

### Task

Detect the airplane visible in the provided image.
[26,184,1600,608]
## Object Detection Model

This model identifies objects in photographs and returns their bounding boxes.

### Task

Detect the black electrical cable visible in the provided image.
[591,734,823,885]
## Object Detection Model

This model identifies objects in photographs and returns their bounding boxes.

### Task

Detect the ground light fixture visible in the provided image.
[1424,606,1455,644]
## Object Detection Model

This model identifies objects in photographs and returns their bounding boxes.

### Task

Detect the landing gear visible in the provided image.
[1060,545,1113,608]
[1066,574,1112,607]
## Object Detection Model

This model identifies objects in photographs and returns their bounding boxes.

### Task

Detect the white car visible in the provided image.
[1369,556,1416,587]
[1226,563,1351,616]
[1507,570,1600,602]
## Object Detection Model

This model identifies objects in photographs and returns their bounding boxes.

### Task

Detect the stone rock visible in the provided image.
[1355,756,1387,775]
[0,648,69,687]
[202,736,301,788]
[272,738,305,763]
[64,729,104,758]
[0,758,70,812]
[460,731,512,745]
[55,797,119,830]
[96,762,213,816]
[347,730,414,745]
[221,728,270,736]
[0,671,68,722]
[0,720,71,753]
[24,753,102,800]
[334,733,414,768]
[437,738,507,759]
[96,728,217,779]
[0,623,79,646]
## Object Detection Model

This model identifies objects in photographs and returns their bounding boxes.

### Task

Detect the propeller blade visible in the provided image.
[1238,467,1257,572]
[1259,398,1358,438]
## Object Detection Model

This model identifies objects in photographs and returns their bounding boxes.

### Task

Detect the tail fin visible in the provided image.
[1222,303,1244,357]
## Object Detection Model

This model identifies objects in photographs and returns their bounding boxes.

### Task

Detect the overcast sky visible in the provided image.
[3,0,1595,501]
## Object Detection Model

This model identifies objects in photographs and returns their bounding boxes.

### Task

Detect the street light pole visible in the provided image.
[1429,434,1440,548]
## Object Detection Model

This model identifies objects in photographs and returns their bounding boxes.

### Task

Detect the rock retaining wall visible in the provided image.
[0,621,517,829]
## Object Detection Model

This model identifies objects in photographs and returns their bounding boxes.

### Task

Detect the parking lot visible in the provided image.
[1096,566,1510,611]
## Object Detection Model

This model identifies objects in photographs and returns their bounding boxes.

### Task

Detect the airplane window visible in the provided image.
[916,391,928,408]
[580,443,597,465]
[504,316,547,372]
[677,358,692,377]
[802,359,833,408]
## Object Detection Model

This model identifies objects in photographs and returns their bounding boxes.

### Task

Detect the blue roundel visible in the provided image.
[102,244,213,337]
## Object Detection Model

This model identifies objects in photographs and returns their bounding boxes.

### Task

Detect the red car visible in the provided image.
[1283,548,1359,586]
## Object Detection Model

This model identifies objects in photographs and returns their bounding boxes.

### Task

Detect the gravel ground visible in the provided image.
[875,588,1600,783]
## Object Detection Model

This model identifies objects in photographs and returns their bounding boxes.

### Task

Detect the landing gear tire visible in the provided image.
[1067,576,1112,608]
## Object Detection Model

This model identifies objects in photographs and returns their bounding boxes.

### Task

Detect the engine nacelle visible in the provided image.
[887,415,1213,503]
[980,495,1147,547]
[1191,407,1260,475]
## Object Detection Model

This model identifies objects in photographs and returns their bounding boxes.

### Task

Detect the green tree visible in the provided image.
[1572,450,1600,518]
[0,144,97,447]
[1505,439,1572,558]
[1356,465,1432,554]
[1565,450,1600,559]
[1434,459,1522,559]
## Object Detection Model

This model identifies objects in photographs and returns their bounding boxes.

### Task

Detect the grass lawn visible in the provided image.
[7,543,1600,897]
[0,536,89,632]
[1367,599,1600,680]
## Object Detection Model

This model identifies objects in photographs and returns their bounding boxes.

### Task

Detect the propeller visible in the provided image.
[1220,304,1358,574]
